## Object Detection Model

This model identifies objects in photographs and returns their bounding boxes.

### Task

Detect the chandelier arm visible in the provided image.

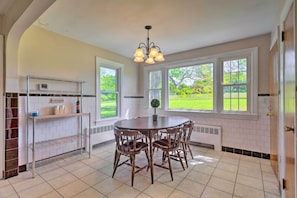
[138,42,147,48]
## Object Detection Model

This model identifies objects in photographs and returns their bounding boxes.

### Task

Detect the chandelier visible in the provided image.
[133,25,165,64]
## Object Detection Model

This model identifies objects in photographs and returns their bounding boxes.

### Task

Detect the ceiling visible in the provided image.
[4,0,280,58]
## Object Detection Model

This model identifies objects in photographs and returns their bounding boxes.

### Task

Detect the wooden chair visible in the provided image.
[112,127,150,186]
[181,121,195,168]
[152,127,185,181]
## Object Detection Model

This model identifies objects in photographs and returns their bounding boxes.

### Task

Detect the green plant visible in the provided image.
[151,99,160,115]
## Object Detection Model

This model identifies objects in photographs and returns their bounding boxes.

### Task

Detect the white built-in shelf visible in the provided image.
[30,113,90,120]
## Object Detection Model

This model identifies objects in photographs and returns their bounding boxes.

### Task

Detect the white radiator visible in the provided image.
[191,124,222,151]
[88,124,114,151]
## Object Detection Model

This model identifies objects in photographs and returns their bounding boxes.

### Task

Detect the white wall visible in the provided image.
[137,34,272,154]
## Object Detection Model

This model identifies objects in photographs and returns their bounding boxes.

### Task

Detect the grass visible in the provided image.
[100,93,247,118]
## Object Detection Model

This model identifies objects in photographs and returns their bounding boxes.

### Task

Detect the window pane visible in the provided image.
[149,71,162,89]
[100,93,117,118]
[149,90,162,105]
[100,67,117,92]
[223,85,247,111]
[100,66,118,118]
[223,58,247,84]
[168,63,213,110]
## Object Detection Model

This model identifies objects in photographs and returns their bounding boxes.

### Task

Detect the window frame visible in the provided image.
[144,47,258,119]
[96,57,123,121]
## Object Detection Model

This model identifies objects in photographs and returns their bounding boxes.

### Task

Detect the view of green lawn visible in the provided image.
[100,92,247,118]
[100,100,117,118]
[169,93,247,111]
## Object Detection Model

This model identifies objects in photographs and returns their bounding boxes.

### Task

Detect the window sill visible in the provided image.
[161,110,259,120]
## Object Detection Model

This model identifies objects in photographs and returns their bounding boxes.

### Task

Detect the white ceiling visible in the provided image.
[9,0,281,58]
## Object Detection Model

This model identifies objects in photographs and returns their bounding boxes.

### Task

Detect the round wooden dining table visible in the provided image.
[114,115,190,184]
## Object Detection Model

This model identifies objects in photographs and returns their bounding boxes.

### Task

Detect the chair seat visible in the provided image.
[153,139,178,150]
[119,141,148,154]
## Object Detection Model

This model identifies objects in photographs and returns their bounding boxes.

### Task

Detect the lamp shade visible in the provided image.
[145,56,155,64]
[134,47,144,57]
[155,51,165,62]
[149,46,158,57]
[134,56,144,62]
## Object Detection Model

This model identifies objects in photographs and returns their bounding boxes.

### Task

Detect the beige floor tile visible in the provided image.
[35,162,60,175]
[234,183,265,198]
[40,167,68,181]
[156,173,183,188]
[87,159,111,170]
[176,178,205,197]
[212,168,237,182]
[57,180,89,198]
[236,174,263,190]
[0,179,10,188]
[39,191,63,198]
[238,165,262,179]
[263,180,280,195]
[220,156,240,166]
[168,189,195,198]
[0,143,281,198]
[108,184,141,198]
[262,172,279,183]
[128,173,152,191]
[12,175,45,192]
[47,173,77,189]
[17,182,53,198]
[186,170,211,185]
[192,164,215,175]
[63,161,86,172]
[92,177,123,195]
[261,164,275,173]
[80,171,109,186]
[0,184,18,198]
[217,162,238,173]
[144,182,174,198]
[135,193,152,198]
[265,192,282,198]
[201,186,233,198]
[72,166,96,178]
[207,176,234,194]
[72,187,106,198]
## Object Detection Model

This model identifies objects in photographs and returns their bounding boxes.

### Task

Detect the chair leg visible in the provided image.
[113,149,118,168]
[144,148,150,171]
[177,150,185,171]
[166,151,174,181]
[182,143,188,168]
[187,143,194,159]
[131,154,135,186]
[112,153,121,178]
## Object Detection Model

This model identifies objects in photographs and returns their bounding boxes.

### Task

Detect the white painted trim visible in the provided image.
[278,0,295,196]
[0,35,4,178]
[95,57,123,122]
[143,47,258,120]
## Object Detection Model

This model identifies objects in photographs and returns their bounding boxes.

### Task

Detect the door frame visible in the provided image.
[279,0,296,196]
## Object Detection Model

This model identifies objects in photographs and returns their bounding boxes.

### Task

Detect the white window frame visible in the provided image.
[96,57,123,121]
[148,70,163,108]
[144,47,258,120]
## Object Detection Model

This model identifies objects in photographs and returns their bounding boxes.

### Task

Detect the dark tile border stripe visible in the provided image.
[19,93,96,97]
[222,146,270,159]
[124,96,144,98]
[258,93,270,96]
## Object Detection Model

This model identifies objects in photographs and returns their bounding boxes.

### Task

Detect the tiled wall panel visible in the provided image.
[4,93,19,179]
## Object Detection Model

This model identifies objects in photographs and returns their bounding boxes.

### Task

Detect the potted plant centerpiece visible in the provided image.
[151,99,160,121]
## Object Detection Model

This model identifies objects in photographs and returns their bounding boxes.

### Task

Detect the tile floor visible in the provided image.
[0,142,281,198]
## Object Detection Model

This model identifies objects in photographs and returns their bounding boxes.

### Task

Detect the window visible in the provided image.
[222,57,248,112]
[168,63,214,111]
[149,70,162,106]
[145,47,258,118]
[96,57,122,120]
